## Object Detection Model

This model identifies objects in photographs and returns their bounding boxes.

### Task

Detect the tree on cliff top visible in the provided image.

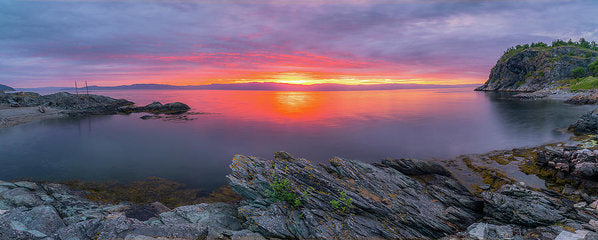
[589,60,598,77]
[572,67,587,79]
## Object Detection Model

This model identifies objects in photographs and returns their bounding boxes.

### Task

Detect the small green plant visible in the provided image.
[525,72,532,78]
[572,67,586,79]
[585,52,593,58]
[267,177,301,208]
[329,191,353,214]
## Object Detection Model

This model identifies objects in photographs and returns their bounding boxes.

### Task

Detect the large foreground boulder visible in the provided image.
[227,152,482,239]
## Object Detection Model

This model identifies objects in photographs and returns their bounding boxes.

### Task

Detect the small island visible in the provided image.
[0,91,191,129]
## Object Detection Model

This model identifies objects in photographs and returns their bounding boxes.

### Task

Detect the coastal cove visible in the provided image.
[0,88,594,191]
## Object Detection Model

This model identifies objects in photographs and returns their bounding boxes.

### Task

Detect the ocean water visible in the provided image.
[0,88,594,191]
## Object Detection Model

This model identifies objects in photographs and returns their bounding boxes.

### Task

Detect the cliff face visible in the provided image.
[476,46,598,92]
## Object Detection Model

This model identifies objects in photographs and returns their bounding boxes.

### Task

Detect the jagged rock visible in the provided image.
[0,188,43,208]
[374,158,451,176]
[566,93,598,105]
[480,184,582,227]
[466,222,514,240]
[227,152,482,239]
[476,46,598,92]
[570,109,598,135]
[157,203,242,231]
[533,145,598,193]
[0,205,65,238]
[0,180,257,239]
[575,202,588,209]
[554,229,591,240]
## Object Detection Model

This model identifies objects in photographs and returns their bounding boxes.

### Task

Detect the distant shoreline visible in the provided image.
[14,82,481,92]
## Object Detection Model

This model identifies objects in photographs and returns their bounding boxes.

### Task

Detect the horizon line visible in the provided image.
[14,81,483,90]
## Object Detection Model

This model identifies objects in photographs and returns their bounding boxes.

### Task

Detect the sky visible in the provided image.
[1,0,598,88]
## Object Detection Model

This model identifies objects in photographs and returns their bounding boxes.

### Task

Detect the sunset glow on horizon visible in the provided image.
[1,0,597,88]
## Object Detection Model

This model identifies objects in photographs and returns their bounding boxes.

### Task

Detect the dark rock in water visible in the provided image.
[227,152,482,239]
[476,46,598,92]
[140,115,160,120]
[480,184,583,227]
[566,92,598,105]
[121,101,191,114]
[569,109,598,135]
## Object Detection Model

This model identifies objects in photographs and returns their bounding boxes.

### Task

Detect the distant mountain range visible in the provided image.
[0,84,15,92]
[17,82,480,92]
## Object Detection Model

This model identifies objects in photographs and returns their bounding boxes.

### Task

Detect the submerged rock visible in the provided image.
[227,152,482,239]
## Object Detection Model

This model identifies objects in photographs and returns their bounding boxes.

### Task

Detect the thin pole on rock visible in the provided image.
[75,81,79,97]
[85,81,89,98]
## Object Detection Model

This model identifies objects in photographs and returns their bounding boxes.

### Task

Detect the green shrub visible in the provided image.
[585,52,593,58]
[570,76,598,90]
[330,191,353,214]
[268,178,301,208]
[572,67,586,78]
[589,60,598,76]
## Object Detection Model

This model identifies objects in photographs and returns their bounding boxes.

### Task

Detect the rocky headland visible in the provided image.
[0,91,191,129]
[475,40,598,106]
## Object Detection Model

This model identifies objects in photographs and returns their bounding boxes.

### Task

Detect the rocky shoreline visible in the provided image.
[4,120,598,240]
[4,97,598,238]
[0,91,191,129]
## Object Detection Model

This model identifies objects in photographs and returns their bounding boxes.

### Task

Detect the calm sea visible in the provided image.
[0,88,593,190]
